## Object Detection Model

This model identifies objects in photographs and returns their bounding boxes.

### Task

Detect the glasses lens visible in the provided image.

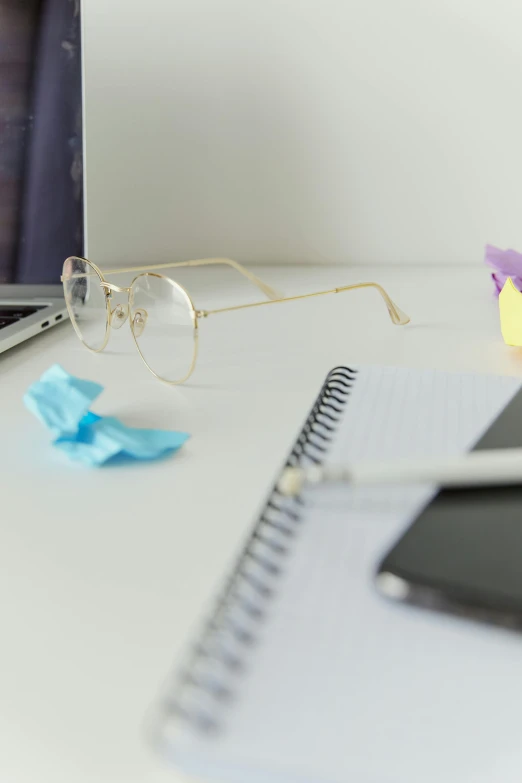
[130,274,196,383]
[62,257,108,351]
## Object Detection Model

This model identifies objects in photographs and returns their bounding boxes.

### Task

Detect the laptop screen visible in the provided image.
[0,0,84,285]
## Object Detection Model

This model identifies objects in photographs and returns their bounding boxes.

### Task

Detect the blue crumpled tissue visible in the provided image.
[24,365,190,466]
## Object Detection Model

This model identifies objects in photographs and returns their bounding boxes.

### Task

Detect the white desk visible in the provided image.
[1,264,520,783]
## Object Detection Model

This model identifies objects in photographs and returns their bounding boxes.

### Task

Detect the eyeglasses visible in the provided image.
[61,256,410,384]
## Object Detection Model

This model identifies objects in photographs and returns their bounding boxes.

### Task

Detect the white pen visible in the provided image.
[277,448,522,497]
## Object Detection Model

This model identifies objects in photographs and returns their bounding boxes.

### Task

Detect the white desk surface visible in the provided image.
[1,264,521,783]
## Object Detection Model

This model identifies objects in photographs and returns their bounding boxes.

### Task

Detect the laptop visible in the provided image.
[0,0,84,353]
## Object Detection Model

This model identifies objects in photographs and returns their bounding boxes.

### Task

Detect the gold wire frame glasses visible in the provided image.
[61,256,410,384]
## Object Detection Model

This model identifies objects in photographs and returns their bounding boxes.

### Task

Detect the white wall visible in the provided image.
[83,0,522,266]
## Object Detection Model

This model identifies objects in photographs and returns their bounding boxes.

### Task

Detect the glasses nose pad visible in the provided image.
[131,308,148,338]
[110,303,129,330]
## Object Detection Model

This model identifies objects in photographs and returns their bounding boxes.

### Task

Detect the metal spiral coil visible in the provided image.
[160,366,357,736]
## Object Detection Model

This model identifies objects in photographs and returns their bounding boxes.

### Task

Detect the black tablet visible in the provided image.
[376,386,522,629]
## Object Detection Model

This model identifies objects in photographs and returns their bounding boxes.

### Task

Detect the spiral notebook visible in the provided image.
[155,365,522,783]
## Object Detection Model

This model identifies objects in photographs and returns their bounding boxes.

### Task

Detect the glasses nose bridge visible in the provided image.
[100,281,131,296]
[100,281,132,330]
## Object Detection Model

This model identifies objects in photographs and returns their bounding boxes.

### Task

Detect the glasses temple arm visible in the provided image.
[199,282,410,326]
[100,257,282,301]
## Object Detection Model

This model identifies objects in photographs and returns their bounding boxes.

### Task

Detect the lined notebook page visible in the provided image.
[165,366,522,783]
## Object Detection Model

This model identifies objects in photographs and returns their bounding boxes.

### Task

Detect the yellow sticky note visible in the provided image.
[499,277,522,346]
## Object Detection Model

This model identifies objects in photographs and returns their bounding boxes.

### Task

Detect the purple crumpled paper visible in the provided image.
[484,244,522,296]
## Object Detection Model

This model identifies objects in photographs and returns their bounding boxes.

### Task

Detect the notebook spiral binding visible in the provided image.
[159,366,357,738]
